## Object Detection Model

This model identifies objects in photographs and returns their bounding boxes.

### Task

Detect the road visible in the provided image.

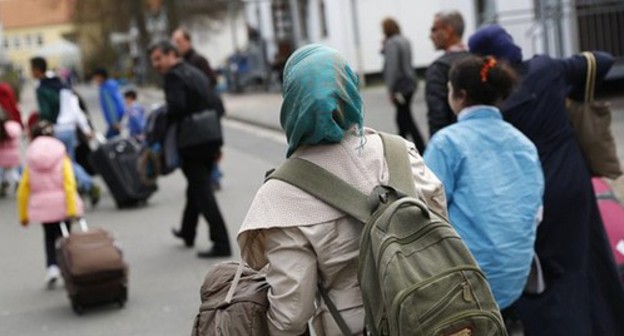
[2,79,624,335]
[0,84,286,335]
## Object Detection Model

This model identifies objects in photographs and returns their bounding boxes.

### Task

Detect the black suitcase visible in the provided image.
[91,137,157,208]
[56,220,128,314]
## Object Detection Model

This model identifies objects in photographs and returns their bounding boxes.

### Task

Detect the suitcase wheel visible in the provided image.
[71,301,84,315]
[118,299,126,308]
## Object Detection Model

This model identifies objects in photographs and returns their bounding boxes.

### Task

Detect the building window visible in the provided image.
[24,34,32,48]
[13,36,20,49]
[319,0,328,38]
[476,0,497,25]
[36,33,44,46]
[3,38,9,50]
[297,0,309,41]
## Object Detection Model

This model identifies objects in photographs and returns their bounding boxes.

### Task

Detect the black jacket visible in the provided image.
[425,51,469,137]
[164,62,224,153]
[184,48,218,87]
[165,62,224,122]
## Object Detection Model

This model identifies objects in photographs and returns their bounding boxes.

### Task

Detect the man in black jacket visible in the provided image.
[172,27,225,191]
[426,10,469,137]
[171,27,218,87]
[149,41,230,258]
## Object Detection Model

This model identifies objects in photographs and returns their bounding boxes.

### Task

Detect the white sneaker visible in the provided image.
[46,265,60,289]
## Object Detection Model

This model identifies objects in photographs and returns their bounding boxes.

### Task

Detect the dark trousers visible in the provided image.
[179,149,230,249]
[43,222,69,267]
[395,92,426,153]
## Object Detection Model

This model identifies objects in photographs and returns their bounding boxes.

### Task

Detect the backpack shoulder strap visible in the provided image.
[378,132,418,198]
[268,158,371,223]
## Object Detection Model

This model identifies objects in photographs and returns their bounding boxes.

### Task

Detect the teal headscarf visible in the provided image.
[280,44,364,157]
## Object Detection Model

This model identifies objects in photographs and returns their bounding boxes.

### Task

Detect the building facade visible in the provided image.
[244,0,624,77]
[0,0,80,74]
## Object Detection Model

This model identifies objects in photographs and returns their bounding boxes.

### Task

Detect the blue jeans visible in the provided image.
[55,129,93,192]
[106,127,120,139]
[210,164,222,186]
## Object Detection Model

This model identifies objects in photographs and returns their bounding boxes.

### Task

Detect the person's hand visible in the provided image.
[388,93,396,105]
[114,123,122,131]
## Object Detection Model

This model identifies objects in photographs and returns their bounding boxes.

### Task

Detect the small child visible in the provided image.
[123,90,146,141]
[17,120,84,288]
[423,56,544,311]
[0,112,22,196]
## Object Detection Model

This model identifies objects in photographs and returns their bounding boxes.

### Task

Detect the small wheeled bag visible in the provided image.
[56,219,128,315]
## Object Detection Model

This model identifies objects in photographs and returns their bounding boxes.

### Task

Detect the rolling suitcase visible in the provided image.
[592,178,624,285]
[56,219,128,314]
[90,137,157,208]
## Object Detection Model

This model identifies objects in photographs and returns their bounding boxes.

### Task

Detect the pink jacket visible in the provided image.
[17,136,83,224]
[0,120,22,168]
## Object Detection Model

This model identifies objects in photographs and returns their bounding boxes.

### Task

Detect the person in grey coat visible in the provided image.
[381,18,425,153]
[425,10,469,137]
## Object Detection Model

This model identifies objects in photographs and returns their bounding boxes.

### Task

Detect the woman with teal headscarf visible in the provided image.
[237,45,447,335]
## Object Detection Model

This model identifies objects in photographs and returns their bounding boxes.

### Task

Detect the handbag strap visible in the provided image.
[582,51,597,103]
[318,284,354,336]
[224,261,246,304]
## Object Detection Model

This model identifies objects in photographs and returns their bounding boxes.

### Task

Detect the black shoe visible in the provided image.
[171,228,194,247]
[196,247,232,258]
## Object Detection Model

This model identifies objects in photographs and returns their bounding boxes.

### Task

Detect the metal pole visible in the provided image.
[539,0,550,54]
[351,0,366,87]
[290,0,303,47]
[230,0,240,51]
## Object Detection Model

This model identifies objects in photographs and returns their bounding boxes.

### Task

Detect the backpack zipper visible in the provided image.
[430,310,507,336]
[388,267,486,332]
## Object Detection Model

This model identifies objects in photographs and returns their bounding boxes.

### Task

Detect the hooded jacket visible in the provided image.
[0,120,22,167]
[17,136,83,223]
[35,76,65,123]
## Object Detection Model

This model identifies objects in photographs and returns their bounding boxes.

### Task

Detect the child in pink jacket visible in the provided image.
[0,113,22,196]
[17,120,84,288]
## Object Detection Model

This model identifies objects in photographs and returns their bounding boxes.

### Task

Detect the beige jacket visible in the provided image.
[238,128,447,336]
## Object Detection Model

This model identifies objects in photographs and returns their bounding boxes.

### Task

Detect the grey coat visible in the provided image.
[382,35,416,92]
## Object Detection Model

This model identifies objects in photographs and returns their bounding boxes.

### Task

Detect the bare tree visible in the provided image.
[73,0,234,81]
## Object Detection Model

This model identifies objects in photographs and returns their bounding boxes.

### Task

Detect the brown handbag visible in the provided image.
[567,52,623,179]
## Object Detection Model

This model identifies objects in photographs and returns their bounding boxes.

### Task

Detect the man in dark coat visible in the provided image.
[470,24,624,336]
[172,27,218,87]
[149,41,230,258]
[172,27,225,190]
[425,10,469,137]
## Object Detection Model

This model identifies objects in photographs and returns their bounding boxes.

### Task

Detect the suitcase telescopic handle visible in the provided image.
[60,219,89,238]
[78,218,89,232]
[60,221,70,238]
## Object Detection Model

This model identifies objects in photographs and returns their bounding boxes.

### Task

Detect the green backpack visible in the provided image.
[269,133,507,336]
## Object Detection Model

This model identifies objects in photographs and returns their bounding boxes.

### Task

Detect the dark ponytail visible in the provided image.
[449,55,517,106]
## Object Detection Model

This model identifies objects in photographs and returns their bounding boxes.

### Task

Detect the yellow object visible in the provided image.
[16,167,30,224]
[62,157,78,218]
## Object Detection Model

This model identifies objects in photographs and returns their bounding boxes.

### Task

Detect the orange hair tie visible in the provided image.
[480,58,497,82]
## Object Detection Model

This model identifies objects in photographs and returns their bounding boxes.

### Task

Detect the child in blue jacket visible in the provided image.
[123,90,146,141]
[423,56,544,311]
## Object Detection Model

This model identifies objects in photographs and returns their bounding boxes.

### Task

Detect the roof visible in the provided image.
[0,0,75,29]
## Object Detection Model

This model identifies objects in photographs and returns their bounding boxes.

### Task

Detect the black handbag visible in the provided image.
[177,109,222,148]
